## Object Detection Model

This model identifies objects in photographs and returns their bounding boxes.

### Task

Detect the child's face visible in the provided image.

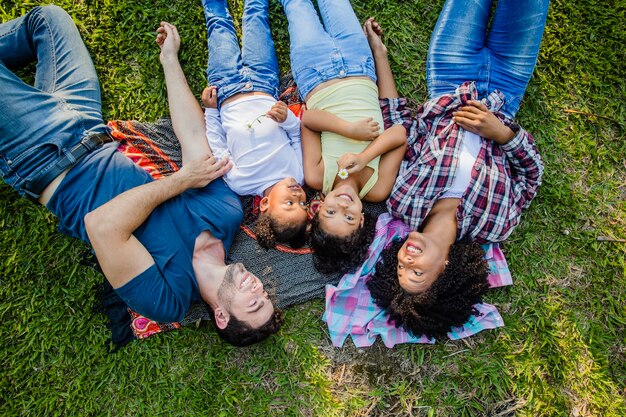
[261,177,308,226]
[317,184,364,238]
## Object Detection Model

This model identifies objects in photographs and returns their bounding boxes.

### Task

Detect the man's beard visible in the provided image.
[216,263,241,308]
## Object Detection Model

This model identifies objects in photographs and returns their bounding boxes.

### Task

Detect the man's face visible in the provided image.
[217,263,274,328]
[262,177,308,226]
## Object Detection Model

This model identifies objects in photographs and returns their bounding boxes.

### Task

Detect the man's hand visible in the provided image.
[266,101,288,123]
[349,117,380,140]
[156,22,180,64]
[202,86,218,108]
[453,100,515,144]
[175,153,233,189]
[337,152,366,175]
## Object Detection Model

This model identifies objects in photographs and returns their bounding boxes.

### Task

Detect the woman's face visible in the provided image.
[396,231,448,293]
[317,184,364,237]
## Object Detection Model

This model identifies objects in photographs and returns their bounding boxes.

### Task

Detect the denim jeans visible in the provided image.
[0,5,108,199]
[278,0,376,100]
[204,0,279,107]
[427,0,550,118]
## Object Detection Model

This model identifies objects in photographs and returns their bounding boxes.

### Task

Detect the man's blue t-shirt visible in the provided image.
[47,143,243,322]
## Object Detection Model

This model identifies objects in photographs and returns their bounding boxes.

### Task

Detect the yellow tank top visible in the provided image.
[307,79,383,199]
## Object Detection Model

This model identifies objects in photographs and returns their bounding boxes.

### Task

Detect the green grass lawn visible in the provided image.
[1,0,624,415]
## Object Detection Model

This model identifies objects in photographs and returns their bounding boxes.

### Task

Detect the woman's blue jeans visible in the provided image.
[427,0,550,118]
[278,0,377,100]
[0,5,107,199]
[203,0,279,108]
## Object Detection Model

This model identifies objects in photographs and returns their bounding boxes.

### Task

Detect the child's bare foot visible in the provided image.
[363,17,387,57]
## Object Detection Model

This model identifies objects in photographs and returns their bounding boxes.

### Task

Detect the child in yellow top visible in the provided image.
[278,0,407,274]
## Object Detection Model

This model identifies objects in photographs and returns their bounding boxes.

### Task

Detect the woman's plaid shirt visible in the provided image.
[381,82,544,243]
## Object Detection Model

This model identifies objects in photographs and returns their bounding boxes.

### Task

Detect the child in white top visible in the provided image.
[201,0,307,248]
[204,92,303,197]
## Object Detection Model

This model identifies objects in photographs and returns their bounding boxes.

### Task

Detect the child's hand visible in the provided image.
[266,101,288,123]
[337,152,366,175]
[156,22,180,63]
[202,86,218,108]
[453,100,515,144]
[349,117,380,140]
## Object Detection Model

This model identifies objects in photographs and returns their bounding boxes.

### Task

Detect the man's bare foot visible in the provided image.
[363,17,387,56]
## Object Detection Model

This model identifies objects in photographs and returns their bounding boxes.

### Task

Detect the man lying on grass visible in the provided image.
[0,5,282,347]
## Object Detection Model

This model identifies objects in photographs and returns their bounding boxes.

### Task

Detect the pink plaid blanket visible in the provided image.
[323,213,513,348]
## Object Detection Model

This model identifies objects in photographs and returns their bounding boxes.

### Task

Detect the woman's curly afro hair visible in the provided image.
[310,211,376,275]
[366,237,490,339]
[254,212,307,250]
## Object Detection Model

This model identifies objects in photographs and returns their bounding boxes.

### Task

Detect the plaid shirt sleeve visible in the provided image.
[380,96,421,169]
[499,127,544,211]
[379,97,413,130]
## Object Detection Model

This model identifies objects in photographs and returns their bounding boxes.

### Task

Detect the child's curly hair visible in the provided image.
[309,212,376,274]
[254,212,307,249]
[366,237,490,339]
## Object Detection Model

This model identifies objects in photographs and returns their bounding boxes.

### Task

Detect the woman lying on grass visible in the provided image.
[200,0,308,250]
[364,0,548,338]
[277,0,407,274]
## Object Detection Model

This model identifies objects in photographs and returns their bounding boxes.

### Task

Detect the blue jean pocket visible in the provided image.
[500,94,523,119]
[2,142,63,193]
[0,154,13,178]
[11,142,61,169]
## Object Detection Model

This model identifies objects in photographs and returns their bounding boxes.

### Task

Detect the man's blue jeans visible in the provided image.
[427,0,550,118]
[278,0,377,101]
[0,5,107,199]
[203,0,279,108]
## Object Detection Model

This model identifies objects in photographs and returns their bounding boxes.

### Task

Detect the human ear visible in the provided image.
[214,307,230,330]
[359,212,365,227]
[260,197,270,213]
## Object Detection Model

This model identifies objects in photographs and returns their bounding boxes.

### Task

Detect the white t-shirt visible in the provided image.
[441,130,481,198]
[204,95,303,196]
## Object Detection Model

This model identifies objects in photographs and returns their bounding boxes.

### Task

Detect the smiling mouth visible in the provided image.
[337,193,354,202]
[240,273,253,289]
[406,243,423,254]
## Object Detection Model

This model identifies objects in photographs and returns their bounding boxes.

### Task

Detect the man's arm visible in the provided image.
[85,155,230,288]
[157,22,211,165]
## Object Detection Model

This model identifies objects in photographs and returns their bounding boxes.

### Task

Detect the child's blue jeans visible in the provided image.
[278,0,377,101]
[203,0,279,108]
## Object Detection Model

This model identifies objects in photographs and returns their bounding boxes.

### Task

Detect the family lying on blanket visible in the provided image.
[0,0,547,348]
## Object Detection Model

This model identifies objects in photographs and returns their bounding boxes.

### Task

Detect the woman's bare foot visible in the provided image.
[363,17,387,57]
